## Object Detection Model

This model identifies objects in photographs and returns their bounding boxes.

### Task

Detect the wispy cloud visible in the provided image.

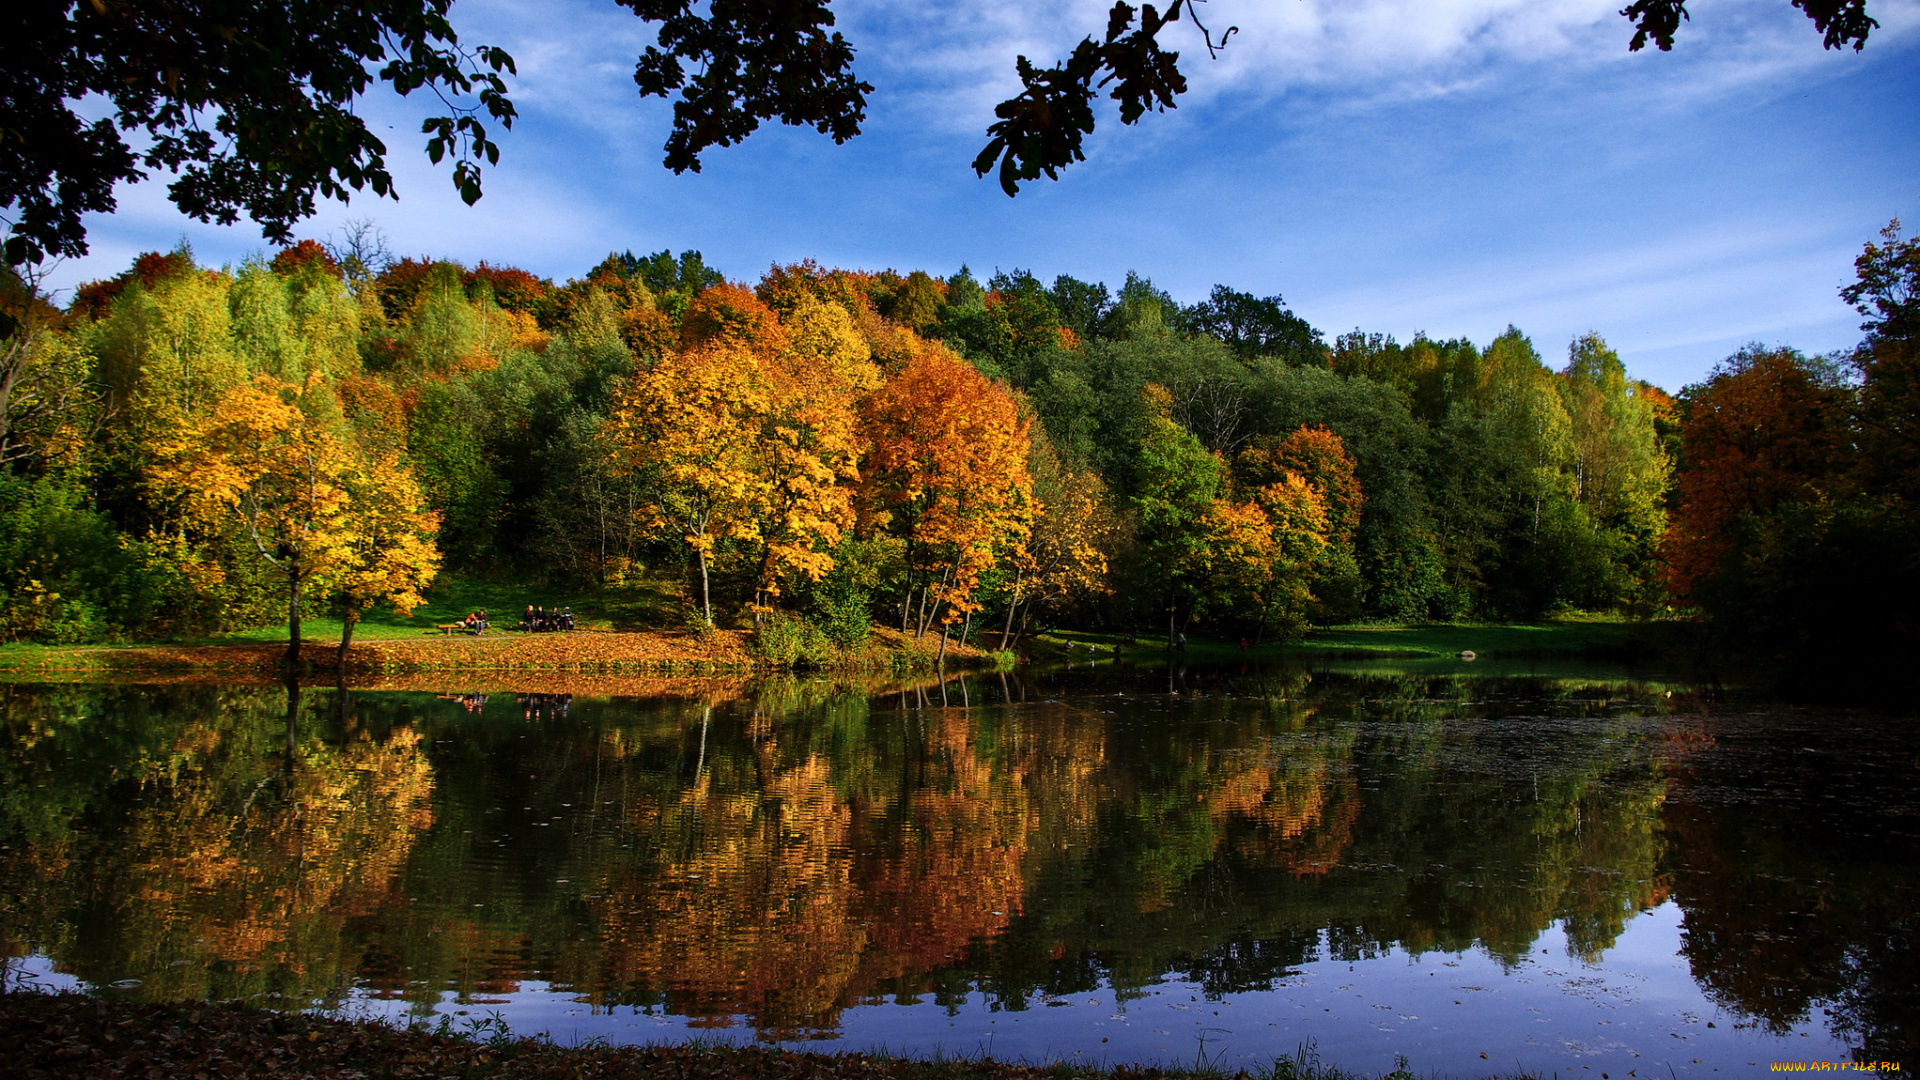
[837,0,1920,128]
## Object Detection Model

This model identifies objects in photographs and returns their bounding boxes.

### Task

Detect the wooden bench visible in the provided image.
[434,623,478,636]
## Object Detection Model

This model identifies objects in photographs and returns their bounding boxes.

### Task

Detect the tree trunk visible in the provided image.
[337,603,359,671]
[936,621,950,668]
[917,565,952,638]
[915,579,933,638]
[698,546,712,626]
[0,340,23,460]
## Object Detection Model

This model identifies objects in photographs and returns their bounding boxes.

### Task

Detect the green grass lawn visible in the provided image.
[197,573,686,646]
[1033,615,1638,662]
[1288,617,1634,658]
[0,570,1647,674]
[0,574,688,664]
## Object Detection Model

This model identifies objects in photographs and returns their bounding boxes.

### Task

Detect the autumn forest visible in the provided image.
[1,222,1915,671]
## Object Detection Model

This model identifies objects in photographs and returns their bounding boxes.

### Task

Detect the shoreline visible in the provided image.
[0,990,1454,1080]
[0,625,999,679]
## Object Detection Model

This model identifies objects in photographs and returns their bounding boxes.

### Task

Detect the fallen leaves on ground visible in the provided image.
[0,991,1196,1080]
[352,628,759,673]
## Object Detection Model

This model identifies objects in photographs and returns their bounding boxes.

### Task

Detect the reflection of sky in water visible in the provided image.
[179,901,1832,1078]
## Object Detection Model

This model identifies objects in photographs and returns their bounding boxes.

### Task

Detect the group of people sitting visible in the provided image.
[459,610,490,634]
[519,604,574,632]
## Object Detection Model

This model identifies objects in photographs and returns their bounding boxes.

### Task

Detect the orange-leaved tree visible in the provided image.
[1238,427,1361,537]
[1659,347,1846,602]
[1236,425,1364,623]
[681,282,788,352]
[860,342,1032,657]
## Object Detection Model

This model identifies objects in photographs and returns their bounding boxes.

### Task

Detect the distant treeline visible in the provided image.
[0,223,1912,668]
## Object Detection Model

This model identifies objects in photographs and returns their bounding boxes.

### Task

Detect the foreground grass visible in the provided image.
[0,991,1475,1080]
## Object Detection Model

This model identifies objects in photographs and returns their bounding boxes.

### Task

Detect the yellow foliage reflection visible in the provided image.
[130,719,434,970]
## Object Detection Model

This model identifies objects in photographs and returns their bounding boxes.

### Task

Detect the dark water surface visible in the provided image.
[1,664,1914,1076]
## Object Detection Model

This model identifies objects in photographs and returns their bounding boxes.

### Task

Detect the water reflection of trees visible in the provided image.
[4,674,1908,1065]
[0,682,433,1001]
[1658,712,1919,1073]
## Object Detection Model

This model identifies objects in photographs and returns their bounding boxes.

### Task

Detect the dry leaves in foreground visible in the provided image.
[0,991,1202,1080]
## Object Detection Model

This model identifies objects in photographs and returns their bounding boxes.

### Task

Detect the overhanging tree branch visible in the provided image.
[1,0,1883,263]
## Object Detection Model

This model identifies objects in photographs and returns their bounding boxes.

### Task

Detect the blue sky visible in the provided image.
[43,0,1920,390]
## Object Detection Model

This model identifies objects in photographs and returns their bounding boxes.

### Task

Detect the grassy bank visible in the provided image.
[0,991,1481,1080]
[0,572,1016,677]
[0,624,997,678]
[1286,618,1644,660]
[1031,616,1652,663]
[0,565,1662,678]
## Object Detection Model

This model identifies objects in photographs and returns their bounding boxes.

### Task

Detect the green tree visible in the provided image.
[1843,219,1920,500]
[1130,384,1222,643]
[1184,286,1325,366]
[1559,333,1671,604]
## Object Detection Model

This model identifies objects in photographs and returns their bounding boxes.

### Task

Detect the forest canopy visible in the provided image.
[0,219,1912,669]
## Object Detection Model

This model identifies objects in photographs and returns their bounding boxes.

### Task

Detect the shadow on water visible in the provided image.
[0,664,1913,1076]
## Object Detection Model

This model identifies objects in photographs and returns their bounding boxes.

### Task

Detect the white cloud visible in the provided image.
[835,0,1920,128]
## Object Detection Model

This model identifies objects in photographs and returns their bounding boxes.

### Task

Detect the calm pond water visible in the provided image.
[1,663,1914,1077]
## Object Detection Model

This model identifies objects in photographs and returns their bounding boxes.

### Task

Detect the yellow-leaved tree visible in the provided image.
[747,295,881,611]
[1241,474,1332,638]
[605,340,772,627]
[1001,426,1115,646]
[151,374,440,665]
[607,289,889,627]
[330,445,442,666]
